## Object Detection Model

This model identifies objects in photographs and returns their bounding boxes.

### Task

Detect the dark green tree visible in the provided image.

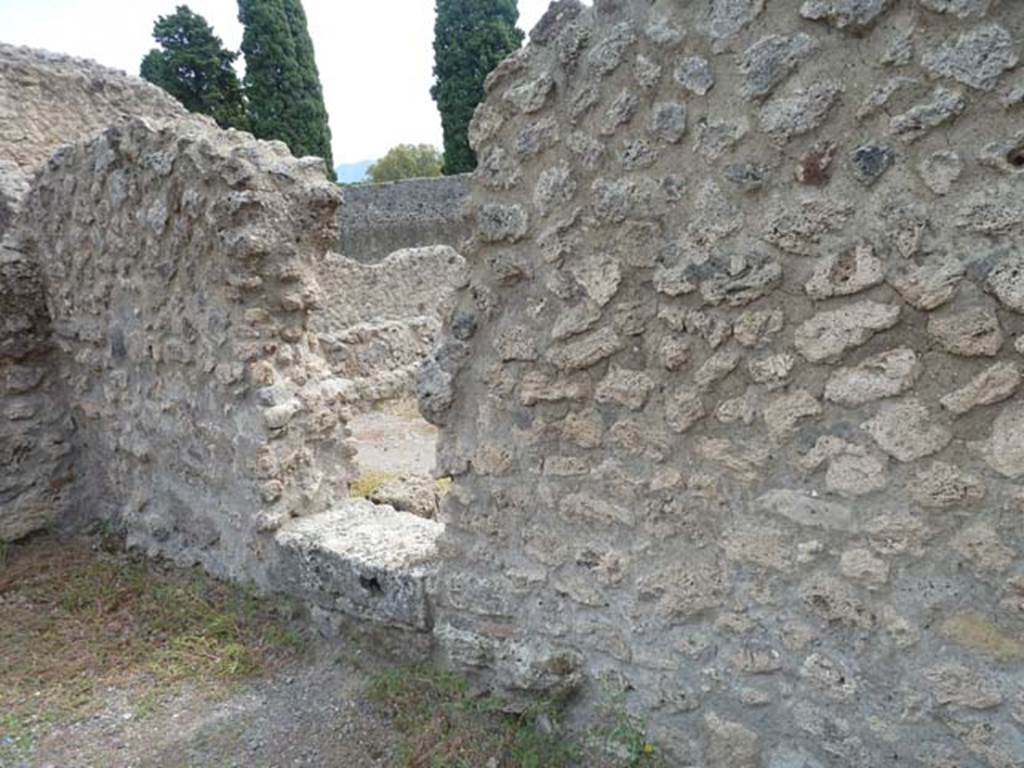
[238,0,334,179]
[431,0,523,174]
[140,5,249,130]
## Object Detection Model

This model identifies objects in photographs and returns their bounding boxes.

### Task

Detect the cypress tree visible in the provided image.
[238,0,334,179]
[140,5,249,130]
[431,0,524,174]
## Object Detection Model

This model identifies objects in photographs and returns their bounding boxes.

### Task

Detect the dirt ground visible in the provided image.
[23,649,399,768]
[347,401,439,478]
[0,534,408,768]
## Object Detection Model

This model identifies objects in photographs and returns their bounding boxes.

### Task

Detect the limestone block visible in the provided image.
[976,404,1024,477]
[755,490,855,531]
[910,462,986,508]
[704,713,761,768]
[675,56,714,95]
[273,500,442,631]
[890,88,967,141]
[804,242,884,299]
[861,400,952,462]
[917,151,963,195]
[887,254,964,310]
[824,348,921,405]
[795,301,901,363]
[927,307,1004,357]
[839,548,890,588]
[986,256,1024,313]
[940,361,1020,415]
[759,81,843,141]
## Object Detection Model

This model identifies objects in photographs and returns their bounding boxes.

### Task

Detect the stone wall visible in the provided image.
[312,246,466,406]
[423,1,1024,764]
[0,42,186,542]
[337,175,470,261]
[12,116,354,579]
[0,161,29,240]
[0,42,186,176]
[0,245,73,540]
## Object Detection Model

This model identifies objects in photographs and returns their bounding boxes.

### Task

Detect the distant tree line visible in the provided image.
[141,1,334,179]
[368,145,443,183]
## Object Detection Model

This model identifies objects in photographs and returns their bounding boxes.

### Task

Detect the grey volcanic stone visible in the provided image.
[850,144,896,185]
[800,0,894,28]
[760,81,843,140]
[739,33,819,100]
[922,24,1019,91]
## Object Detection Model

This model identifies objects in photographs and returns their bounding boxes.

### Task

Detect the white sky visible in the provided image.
[1,0,560,163]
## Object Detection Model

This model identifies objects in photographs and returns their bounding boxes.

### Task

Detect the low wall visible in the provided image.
[424,0,1024,764]
[337,175,470,261]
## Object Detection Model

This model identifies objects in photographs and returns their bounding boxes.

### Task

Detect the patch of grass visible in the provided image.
[350,471,400,499]
[0,535,307,759]
[591,684,662,768]
[0,712,35,764]
[368,665,581,768]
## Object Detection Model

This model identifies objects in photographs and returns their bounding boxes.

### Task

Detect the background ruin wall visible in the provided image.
[424,1,1024,765]
[312,246,466,407]
[336,175,471,262]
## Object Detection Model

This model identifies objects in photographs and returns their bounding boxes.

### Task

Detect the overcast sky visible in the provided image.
[2,0,560,164]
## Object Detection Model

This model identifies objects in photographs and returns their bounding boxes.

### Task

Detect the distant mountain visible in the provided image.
[334,159,374,184]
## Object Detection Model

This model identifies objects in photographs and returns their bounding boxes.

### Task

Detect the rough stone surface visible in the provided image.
[423,2,1024,762]
[312,247,466,407]
[800,0,894,29]
[824,347,921,405]
[921,24,1019,92]
[794,301,901,363]
[335,176,470,262]
[272,499,442,630]
[0,42,187,176]
[7,2,1024,764]
[928,306,1005,357]
[13,117,353,578]
[0,246,72,540]
[0,42,186,542]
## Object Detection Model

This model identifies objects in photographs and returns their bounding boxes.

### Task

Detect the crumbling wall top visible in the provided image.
[0,41,188,176]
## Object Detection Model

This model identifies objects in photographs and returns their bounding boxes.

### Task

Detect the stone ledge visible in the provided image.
[272,499,443,631]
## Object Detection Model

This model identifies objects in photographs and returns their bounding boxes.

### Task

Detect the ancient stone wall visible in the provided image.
[424,1,1024,764]
[0,42,186,542]
[0,42,186,177]
[337,175,470,261]
[0,245,73,540]
[12,117,353,579]
[312,246,466,406]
